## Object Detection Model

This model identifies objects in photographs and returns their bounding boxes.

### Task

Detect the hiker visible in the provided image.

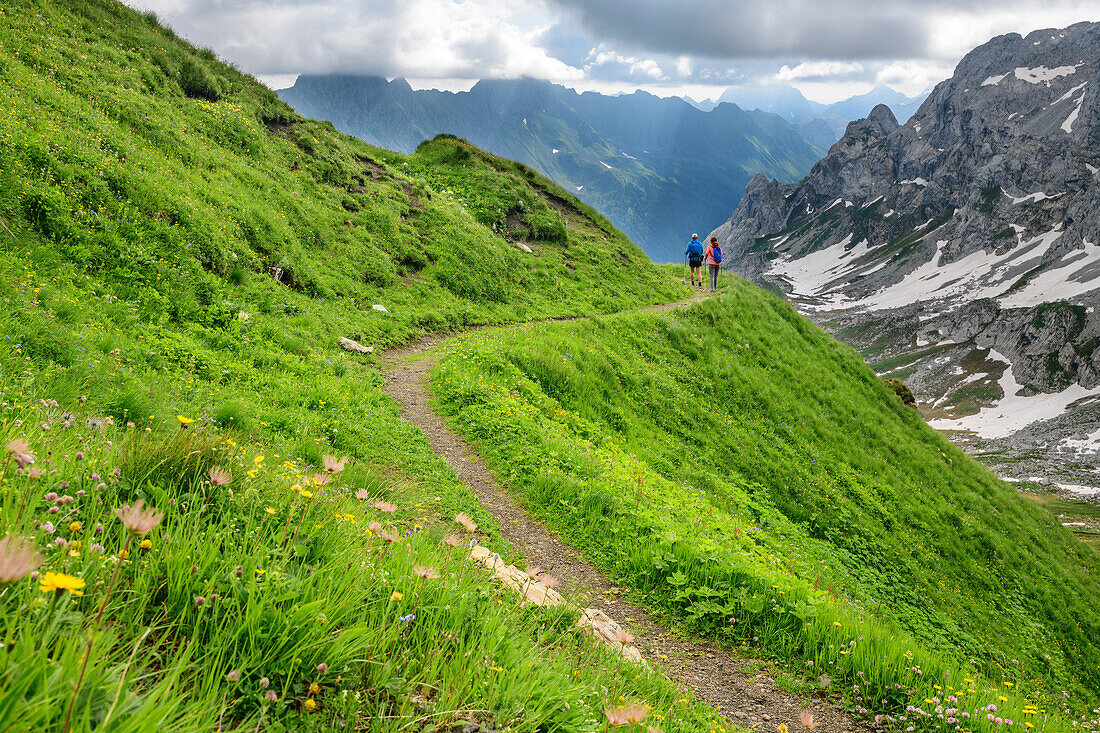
[704,236,723,292]
[685,234,704,287]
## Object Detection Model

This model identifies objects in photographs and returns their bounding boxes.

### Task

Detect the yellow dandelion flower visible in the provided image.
[139,538,152,551]
[176,415,194,426]
[69,521,81,533]
[390,591,402,601]
[265,507,275,514]
[39,571,85,596]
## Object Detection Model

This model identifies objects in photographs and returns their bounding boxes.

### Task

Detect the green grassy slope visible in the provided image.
[431,285,1100,731]
[0,0,718,730]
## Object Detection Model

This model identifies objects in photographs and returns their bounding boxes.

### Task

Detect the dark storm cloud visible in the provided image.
[545,0,961,59]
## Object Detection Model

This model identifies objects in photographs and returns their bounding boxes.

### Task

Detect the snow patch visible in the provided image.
[574,185,584,191]
[934,365,997,407]
[999,238,1100,308]
[1014,65,1079,84]
[883,209,895,218]
[620,150,637,160]
[1087,164,1099,175]
[1063,426,1100,455]
[1062,99,1083,133]
[930,350,1100,439]
[899,178,929,186]
[1009,190,1063,204]
[552,148,559,154]
[599,161,612,169]
[982,73,1008,86]
[1053,81,1088,105]
[771,234,855,298]
[853,226,1063,312]
[1055,483,1100,496]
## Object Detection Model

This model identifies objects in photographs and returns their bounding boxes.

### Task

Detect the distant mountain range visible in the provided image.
[278,76,825,262]
[683,85,928,148]
[710,22,1100,493]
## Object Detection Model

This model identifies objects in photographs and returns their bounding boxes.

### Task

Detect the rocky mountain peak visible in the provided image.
[708,21,1100,492]
[866,104,899,134]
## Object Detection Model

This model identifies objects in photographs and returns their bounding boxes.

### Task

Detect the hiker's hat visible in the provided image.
[692,233,698,238]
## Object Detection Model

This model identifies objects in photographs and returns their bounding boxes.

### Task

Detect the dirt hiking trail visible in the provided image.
[381,290,871,733]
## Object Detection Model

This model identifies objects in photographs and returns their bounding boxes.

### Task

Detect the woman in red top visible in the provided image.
[703,236,723,292]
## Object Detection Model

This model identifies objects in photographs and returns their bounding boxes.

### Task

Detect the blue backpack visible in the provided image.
[711,244,722,263]
[687,241,703,258]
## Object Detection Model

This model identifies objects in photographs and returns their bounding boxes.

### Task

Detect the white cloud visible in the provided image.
[874,60,955,96]
[129,0,582,81]
[776,61,864,81]
[584,49,666,80]
[926,3,1100,60]
[126,0,1100,104]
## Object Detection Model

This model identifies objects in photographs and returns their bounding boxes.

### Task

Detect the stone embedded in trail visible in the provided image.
[337,337,374,354]
[577,607,644,663]
[467,545,644,662]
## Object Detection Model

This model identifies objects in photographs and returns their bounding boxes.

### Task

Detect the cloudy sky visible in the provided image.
[126,0,1098,102]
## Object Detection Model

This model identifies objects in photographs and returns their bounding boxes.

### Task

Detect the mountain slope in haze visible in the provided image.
[686,84,928,147]
[709,22,1100,493]
[278,75,824,262]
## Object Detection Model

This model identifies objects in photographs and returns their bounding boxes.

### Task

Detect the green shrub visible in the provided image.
[178,58,220,101]
[214,401,249,431]
[884,377,916,406]
[104,386,152,426]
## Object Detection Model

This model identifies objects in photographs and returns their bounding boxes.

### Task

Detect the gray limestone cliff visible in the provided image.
[710,22,1100,492]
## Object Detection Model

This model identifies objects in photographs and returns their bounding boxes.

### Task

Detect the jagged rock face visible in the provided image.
[710,22,1100,493]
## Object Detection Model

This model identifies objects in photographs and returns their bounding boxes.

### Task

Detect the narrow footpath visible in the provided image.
[381,291,871,733]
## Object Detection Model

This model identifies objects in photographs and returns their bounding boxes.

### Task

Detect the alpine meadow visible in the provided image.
[0,1,1098,733]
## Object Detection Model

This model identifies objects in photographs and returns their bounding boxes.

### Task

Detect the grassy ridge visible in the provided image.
[0,0,720,729]
[0,395,726,731]
[0,0,683,354]
[430,285,1100,731]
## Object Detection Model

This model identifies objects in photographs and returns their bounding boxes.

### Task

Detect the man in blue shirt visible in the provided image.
[685,233,704,287]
